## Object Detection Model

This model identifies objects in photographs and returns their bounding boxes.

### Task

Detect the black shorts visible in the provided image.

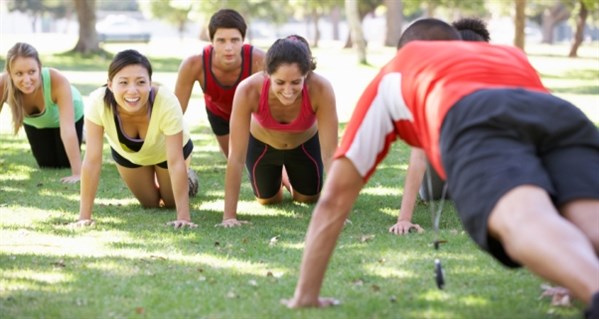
[246,133,323,199]
[111,139,194,169]
[440,88,599,268]
[24,117,84,169]
[206,107,230,136]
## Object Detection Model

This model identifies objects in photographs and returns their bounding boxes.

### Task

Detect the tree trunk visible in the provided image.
[514,0,526,50]
[541,2,570,44]
[384,0,403,47]
[568,0,588,58]
[72,0,100,54]
[345,0,367,64]
[311,8,321,48]
[331,5,340,41]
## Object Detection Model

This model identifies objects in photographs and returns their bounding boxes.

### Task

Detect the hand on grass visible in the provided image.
[166,220,198,229]
[281,296,341,308]
[60,174,80,184]
[70,219,95,227]
[215,218,251,228]
[389,220,424,235]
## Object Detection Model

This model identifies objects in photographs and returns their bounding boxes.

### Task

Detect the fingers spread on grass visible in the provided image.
[166,220,198,229]
[215,219,251,228]
[69,219,95,228]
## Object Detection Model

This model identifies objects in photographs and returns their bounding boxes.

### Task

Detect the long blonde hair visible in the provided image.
[3,42,42,134]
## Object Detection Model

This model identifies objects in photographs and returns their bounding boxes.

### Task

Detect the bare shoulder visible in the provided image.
[237,72,265,99]
[178,54,204,77]
[307,72,334,97]
[48,68,71,92]
[250,46,266,73]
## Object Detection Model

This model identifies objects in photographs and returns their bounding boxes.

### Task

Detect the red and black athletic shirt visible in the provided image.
[202,44,253,121]
[336,41,548,181]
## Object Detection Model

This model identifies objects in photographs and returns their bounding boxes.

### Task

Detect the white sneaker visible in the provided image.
[187,169,199,197]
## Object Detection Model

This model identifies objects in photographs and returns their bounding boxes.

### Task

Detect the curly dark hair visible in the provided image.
[452,17,491,42]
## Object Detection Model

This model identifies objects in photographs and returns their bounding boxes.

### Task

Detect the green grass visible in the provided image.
[1,42,598,319]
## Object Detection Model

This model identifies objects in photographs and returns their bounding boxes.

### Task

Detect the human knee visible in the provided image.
[257,191,283,205]
[293,192,319,204]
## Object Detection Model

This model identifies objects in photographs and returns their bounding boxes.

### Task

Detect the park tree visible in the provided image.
[5,0,69,32]
[515,0,527,49]
[345,0,367,64]
[72,0,100,54]
[540,1,571,44]
[384,0,403,47]
[568,0,596,57]
[147,0,193,40]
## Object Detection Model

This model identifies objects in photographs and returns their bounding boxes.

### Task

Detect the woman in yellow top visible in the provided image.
[0,42,83,183]
[74,50,197,228]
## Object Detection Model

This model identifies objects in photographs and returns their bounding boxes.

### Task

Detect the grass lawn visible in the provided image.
[1,38,597,318]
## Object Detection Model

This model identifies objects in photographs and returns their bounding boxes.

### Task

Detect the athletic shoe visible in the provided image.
[188,169,199,197]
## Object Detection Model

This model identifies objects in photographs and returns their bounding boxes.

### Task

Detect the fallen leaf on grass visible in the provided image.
[135,307,144,314]
[360,234,375,242]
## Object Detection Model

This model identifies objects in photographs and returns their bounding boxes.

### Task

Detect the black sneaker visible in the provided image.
[188,169,199,197]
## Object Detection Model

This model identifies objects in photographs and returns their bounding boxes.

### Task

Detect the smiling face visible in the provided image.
[269,63,305,106]
[9,57,41,95]
[212,28,244,69]
[108,64,151,114]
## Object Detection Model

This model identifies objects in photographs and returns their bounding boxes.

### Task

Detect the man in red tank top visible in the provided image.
[283,19,599,318]
[174,9,265,157]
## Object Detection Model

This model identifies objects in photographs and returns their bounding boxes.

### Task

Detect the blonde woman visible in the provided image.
[0,42,83,183]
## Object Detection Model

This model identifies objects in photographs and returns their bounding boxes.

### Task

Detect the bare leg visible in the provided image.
[292,191,319,204]
[116,164,161,208]
[561,199,599,255]
[488,185,599,305]
[257,190,283,205]
[216,134,229,158]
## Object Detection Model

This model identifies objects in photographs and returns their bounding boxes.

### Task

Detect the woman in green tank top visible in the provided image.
[0,42,83,183]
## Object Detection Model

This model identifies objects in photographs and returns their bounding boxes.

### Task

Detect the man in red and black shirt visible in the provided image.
[284,19,599,318]
[175,9,265,157]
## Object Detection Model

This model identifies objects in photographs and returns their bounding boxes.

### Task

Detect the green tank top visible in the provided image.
[22,67,84,128]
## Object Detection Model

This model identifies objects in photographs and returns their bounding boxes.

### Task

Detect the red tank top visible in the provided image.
[252,78,316,132]
[202,44,253,120]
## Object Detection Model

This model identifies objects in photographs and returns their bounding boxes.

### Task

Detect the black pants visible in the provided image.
[23,117,84,168]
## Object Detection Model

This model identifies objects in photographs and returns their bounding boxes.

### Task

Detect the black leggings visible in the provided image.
[23,117,84,169]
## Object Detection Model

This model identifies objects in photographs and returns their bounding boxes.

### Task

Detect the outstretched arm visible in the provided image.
[174,55,202,114]
[219,78,254,227]
[52,70,82,183]
[74,120,103,226]
[284,157,364,307]
[389,147,426,235]
[313,74,338,174]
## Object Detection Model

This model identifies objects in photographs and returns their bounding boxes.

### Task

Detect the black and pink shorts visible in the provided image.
[246,133,323,199]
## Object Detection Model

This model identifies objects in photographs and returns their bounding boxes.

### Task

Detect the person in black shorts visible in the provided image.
[0,42,84,183]
[283,19,599,318]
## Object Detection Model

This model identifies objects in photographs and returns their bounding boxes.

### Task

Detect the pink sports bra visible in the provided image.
[252,78,316,132]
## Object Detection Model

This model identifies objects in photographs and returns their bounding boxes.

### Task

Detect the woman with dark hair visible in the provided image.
[0,42,83,183]
[74,49,198,229]
[218,35,338,227]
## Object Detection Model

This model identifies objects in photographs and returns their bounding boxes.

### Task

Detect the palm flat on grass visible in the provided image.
[1,43,596,319]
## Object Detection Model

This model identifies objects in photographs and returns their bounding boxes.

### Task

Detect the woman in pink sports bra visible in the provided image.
[218,35,338,228]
